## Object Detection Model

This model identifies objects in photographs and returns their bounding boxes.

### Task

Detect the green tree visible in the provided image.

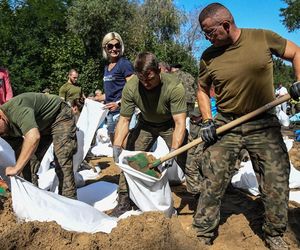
[67,0,137,59]
[2,0,69,94]
[273,58,295,88]
[280,0,300,31]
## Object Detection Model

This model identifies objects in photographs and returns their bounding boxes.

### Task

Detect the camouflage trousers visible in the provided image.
[193,112,290,238]
[185,121,203,195]
[118,118,188,193]
[5,102,77,199]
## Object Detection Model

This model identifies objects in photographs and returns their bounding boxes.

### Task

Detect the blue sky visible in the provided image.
[174,0,299,56]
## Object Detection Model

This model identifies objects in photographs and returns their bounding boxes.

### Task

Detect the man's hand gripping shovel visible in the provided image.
[123,83,299,177]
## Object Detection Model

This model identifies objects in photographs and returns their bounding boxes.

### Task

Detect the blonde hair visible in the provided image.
[102,32,125,60]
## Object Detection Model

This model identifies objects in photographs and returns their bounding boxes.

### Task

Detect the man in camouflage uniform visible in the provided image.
[195,3,300,249]
[112,52,187,217]
[171,64,202,196]
[0,93,77,199]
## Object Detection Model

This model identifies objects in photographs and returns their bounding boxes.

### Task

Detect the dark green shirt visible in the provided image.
[59,82,82,102]
[0,93,62,137]
[199,28,286,115]
[121,73,187,123]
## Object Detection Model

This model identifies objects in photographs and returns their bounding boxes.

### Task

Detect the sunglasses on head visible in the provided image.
[106,42,121,50]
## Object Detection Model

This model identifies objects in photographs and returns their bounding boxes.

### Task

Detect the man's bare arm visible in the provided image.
[171,112,186,149]
[6,128,40,176]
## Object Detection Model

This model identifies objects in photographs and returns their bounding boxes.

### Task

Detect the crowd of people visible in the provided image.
[0,2,300,249]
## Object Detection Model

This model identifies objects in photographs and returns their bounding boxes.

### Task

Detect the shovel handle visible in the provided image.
[158,94,291,164]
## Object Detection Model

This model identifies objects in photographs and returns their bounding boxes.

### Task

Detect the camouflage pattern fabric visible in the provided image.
[173,70,197,116]
[4,102,77,199]
[193,112,290,239]
[185,122,203,195]
[118,119,188,193]
[51,103,77,199]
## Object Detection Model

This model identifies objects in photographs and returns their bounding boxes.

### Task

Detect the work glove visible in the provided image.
[289,81,300,101]
[113,145,122,163]
[200,119,217,145]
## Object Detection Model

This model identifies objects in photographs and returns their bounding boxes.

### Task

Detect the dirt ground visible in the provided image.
[0,128,300,249]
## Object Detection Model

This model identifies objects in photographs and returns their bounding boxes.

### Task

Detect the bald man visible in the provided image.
[194,2,300,249]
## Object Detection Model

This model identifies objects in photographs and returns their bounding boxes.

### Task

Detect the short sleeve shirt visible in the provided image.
[103,57,134,103]
[121,73,187,123]
[199,28,287,115]
[59,82,82,102]
[0,93,62,137]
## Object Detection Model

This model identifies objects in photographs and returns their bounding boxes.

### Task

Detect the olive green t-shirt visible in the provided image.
[199,28,287,115]
[0,92,62,137]
[121,73,187,123]
[59,82,82,102]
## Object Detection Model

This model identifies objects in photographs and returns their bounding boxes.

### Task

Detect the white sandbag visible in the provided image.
[38,143,54,175]
[289,164,300,189]
[38,165,102,191]
[289,191,300,204]
[77,181,118,212]
[231,161,260,196]
[118,150,175,217]
[38,99,108,189]
[0,138,16,185]
[276,105,290,127]
[96,126,111,144]
[153,136,185,184]
[37,168,58,192]
[11,176,117,233]
[73,99,108,172]
[91,143,113,157]
[91,126,113,157]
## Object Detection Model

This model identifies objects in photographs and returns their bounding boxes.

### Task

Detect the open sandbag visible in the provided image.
[11,176,117,233]
[153,136,185,185]
[118,150,175,217]
[38,99,108,190]
[0,137,15,185]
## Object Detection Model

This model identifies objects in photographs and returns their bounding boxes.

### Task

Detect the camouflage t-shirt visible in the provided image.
[121,73,187,123]
[0,92,62,137]
[172,70,197,104]
[199,28,286,115]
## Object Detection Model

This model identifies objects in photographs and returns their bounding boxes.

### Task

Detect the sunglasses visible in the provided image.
[106,42,121,50]
[201,22,225,39]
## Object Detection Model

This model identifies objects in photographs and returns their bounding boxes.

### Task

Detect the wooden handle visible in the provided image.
[159,94,291,163]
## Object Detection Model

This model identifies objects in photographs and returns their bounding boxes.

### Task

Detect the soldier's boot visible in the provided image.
[110,192,137,217]
[265,235,289,250]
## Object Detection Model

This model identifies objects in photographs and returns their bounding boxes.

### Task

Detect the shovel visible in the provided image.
[126,94,291,174]
[125,94,291,175]
[152,94,291,168]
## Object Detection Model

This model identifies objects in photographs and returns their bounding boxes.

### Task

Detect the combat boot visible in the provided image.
[110,192,136,217]
[265,235,289,250]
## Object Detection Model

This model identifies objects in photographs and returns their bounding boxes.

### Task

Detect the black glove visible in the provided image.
[200,119,217,145]
[113,145,122,163]
[289,81,300,101]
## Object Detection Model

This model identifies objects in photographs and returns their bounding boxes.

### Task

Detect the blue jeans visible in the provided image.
[106,112,120,135]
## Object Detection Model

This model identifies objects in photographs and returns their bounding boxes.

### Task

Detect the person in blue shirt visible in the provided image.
[101,32,134,143]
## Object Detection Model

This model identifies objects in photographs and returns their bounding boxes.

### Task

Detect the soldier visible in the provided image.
[171,64,197,116]
[194,3,300,249]
[0,93,77,199]
[59,69,85,103]
[112,52,188,217]
[171,64,202,196]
